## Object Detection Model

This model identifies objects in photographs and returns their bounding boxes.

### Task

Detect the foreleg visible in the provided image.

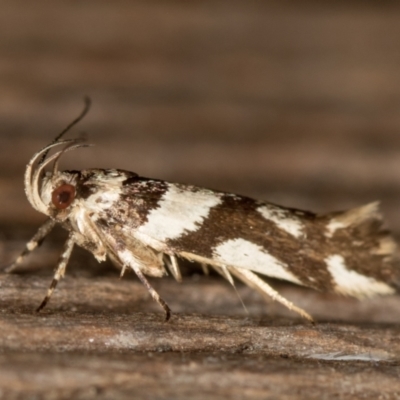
[5,218,56,273]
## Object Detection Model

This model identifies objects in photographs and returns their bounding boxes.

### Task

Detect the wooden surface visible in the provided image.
[1,1,400,398]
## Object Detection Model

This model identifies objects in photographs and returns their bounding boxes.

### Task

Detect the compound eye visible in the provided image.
[51,184,76,209]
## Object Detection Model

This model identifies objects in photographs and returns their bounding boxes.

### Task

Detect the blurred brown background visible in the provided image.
[2,1,400,229]
[1,2,400,399]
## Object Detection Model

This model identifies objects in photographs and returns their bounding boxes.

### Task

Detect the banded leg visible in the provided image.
[36,234,75,312]
[93,228,172,321]
[5,218,56,273]
[229,267,314,322]
[129,262,171,321]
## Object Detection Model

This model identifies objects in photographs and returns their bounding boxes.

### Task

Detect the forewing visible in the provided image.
[80,171,399,297]
[117,178,323,288]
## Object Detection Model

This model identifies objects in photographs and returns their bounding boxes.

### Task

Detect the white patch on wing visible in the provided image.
[138,184,221,242]
[326,202,380,237]
[325,254,394,297]
[257,205,304,238]
[213,238,302,284]
[326,220,346,236]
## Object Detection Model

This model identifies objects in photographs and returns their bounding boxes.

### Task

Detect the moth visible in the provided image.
[7,100,400,321]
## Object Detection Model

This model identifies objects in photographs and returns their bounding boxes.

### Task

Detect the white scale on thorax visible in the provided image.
[81,174,126,220]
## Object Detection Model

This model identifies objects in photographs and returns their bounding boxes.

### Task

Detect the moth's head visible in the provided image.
[25,140,87,221]
[25,98,92,221]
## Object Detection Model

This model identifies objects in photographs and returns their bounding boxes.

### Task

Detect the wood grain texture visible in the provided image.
[1,1,400,398]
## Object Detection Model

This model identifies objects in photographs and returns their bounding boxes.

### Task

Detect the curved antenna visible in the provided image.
[50,139,93,182]
[25,139,78,211]
[38,96,91,166]
[31,141,90,213]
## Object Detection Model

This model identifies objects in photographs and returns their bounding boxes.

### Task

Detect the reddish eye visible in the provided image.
[52,184,76,209]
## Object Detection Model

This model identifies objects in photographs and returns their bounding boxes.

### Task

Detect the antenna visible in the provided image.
[38,96,91,165]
